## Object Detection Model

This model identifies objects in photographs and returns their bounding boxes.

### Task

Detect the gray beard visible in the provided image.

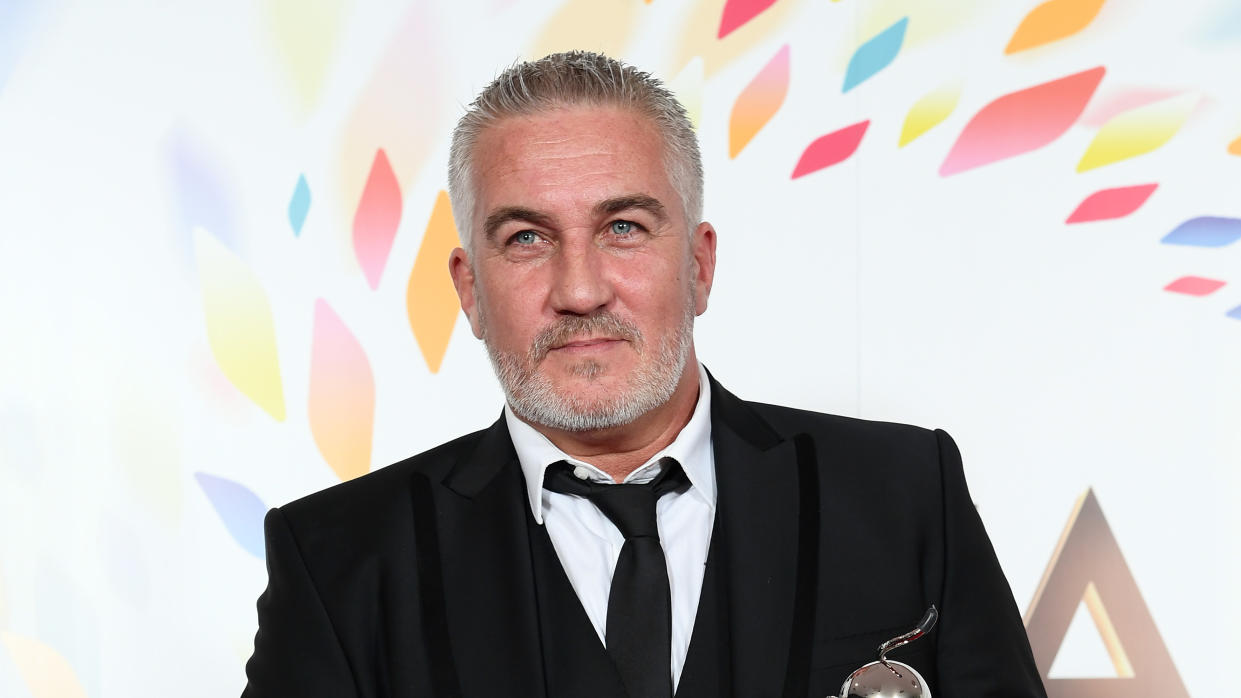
[480,301,695,432]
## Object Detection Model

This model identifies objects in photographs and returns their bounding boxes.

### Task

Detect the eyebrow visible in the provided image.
[483,207,556,243]
[594,194,668,223]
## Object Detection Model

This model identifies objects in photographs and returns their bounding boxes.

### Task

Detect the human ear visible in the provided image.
[690,222,717,315]
[448,247,484,339]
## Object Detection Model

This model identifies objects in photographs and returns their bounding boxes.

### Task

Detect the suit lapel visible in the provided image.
[413,416,547,697]
[709,378,821,698]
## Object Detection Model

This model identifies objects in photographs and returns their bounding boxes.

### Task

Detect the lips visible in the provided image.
[552,337,623,351]
[529,312,643,361]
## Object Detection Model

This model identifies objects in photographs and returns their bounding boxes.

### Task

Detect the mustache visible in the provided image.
[529,312,643,362]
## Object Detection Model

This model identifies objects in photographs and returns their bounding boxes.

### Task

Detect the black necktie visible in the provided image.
[543,457,689,698]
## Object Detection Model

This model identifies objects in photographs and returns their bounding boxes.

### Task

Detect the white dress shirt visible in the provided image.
[506,363,716,690]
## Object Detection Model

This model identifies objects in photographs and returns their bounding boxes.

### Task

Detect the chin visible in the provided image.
[545,371,641,412]
[554,360,631,384]
[487,320,694,433]
[508,370,677,433]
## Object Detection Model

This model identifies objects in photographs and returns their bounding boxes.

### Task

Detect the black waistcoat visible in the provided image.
[525,512,731,698]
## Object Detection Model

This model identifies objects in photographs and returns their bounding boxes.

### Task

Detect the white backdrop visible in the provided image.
[1,0,1237,695]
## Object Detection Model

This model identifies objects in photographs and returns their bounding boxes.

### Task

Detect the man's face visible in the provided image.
[449,106,716,432]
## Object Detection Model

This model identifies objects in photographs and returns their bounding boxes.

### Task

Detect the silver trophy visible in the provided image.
[828,606,938,698]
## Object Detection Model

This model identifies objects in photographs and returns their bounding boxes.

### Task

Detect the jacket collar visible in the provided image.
[440,408,516,498]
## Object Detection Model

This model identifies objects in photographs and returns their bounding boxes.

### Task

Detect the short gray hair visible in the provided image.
[448,50,703,250]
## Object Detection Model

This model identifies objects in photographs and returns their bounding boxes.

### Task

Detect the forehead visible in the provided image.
[470,105,677,217]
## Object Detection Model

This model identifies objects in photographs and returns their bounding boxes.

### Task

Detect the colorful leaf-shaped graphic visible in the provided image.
[338,2,444,266]
[1005,0,1107,54]
[729,45,789,158]
[670,57,705,130]
[168,130,242,254]
[1227,305,1241,320]
[194,230,286,421]
[791,121,869,179]
[843,17,907,93]
[940,67,1104,177]
[194,473,267,559]
[1164,276,1225,296]
[265,0,348,112]
[407,192,462,374]
[672,0,800,79]
[856,2,972,52]
[1,631,89,698]
[1065,183,1157,224]
[1229,133,1241,156]
[288,173,311,236]
[1079,87,1182,128]
[309,299,375,481]
[1161,217,1241,247]
[1200,2,1241,41]
[719,0,779,39]
[1077,94,1198,172]
[899,82,961,147]
[353,149,403,289]
[0,2,43,95]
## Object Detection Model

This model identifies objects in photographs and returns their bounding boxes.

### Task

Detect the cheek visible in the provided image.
[478,276,542,339]
[619,268,691,322]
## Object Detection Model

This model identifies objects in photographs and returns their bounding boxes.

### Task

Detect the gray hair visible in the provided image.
[447,50,703,251]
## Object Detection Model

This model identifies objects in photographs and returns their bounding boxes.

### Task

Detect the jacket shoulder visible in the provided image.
[278,427,487,542]
[737,400,959,496]
[747,401,942,454]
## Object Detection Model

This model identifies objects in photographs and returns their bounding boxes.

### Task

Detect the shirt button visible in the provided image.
[573,465,591,480]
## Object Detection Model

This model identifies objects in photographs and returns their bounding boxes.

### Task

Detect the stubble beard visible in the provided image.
[479,294,696,433]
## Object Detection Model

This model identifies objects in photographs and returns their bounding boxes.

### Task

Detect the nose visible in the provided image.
[549,236,613,316]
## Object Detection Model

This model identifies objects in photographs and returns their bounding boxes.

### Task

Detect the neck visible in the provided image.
[522,361,702,482]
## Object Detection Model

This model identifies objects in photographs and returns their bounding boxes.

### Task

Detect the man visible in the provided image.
[243,51,1045,697]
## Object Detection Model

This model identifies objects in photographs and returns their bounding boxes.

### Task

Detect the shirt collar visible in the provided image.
[506,363,717,524]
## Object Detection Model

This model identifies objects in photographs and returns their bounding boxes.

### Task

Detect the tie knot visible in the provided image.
[543,457,688,540]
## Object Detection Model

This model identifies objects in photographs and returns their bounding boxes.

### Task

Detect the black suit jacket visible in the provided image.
[243,378,1045,697]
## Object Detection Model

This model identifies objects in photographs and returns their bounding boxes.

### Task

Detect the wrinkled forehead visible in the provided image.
[467,106,684,224]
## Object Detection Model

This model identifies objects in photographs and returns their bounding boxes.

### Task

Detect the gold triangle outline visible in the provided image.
[1047,581,1134,678]
[1023,488,1188,697]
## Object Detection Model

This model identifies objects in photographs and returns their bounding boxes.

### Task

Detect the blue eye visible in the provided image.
[610,220,634,235]
[512,230,538,245]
